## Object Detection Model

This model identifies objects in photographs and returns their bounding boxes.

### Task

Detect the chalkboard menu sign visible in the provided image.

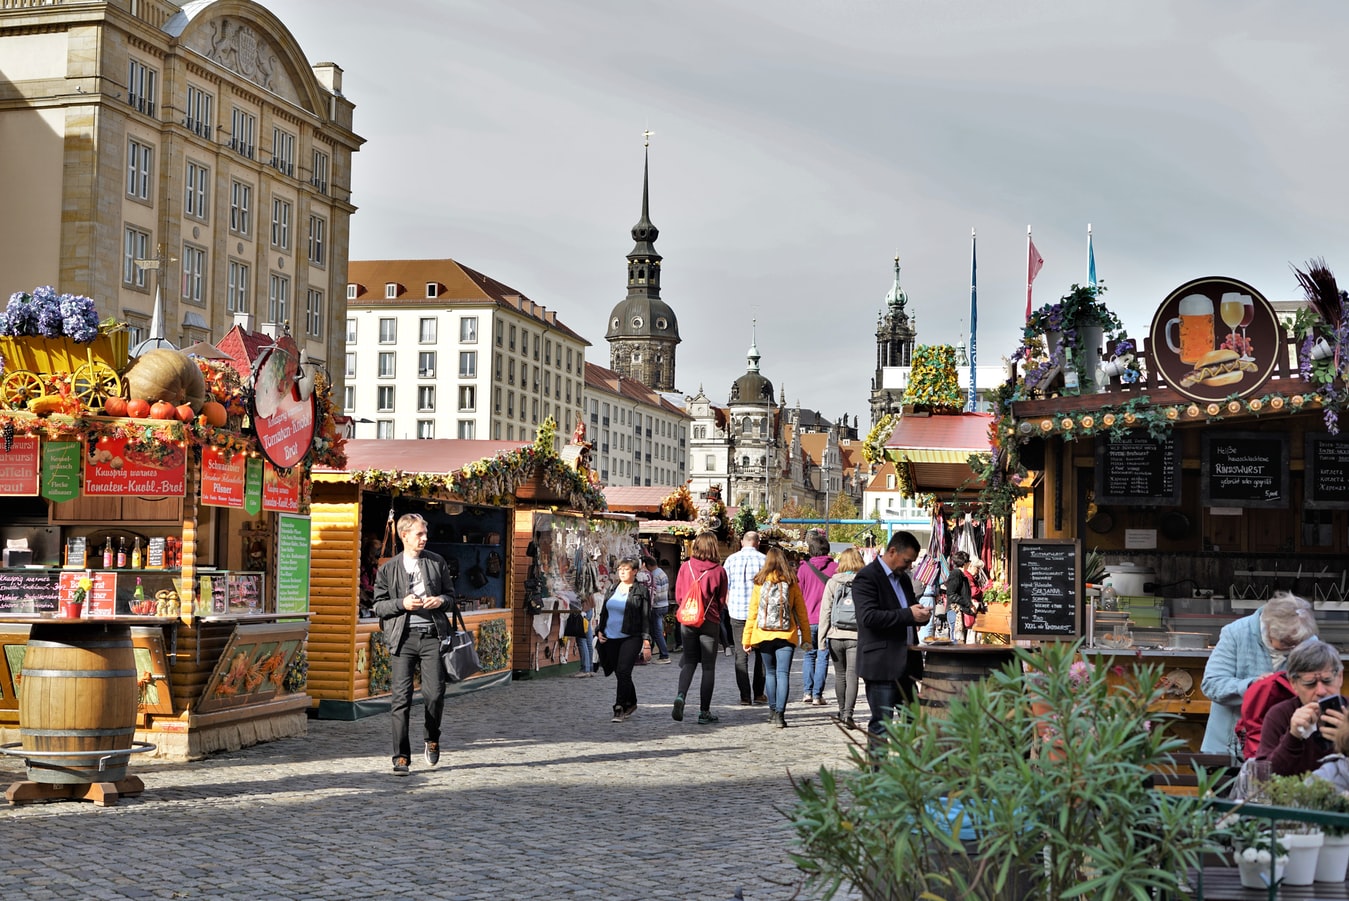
[0,570,59,614]
[1095,433,1182,505]
[1201,431,1290,508]
[1306,433,1349,510]
[1012,539,1081,641]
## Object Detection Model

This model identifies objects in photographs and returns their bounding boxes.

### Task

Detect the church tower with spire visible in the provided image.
[605,139,681,391]
[868,255,917,424]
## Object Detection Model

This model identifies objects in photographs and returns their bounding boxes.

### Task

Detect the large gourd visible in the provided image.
[124,349,207,411]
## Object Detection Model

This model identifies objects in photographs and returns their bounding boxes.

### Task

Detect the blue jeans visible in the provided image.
[649,606,669,658]
[578,614,595,673]
[757,639,796,713]
[801,624,828,698]
[865,676,918,741]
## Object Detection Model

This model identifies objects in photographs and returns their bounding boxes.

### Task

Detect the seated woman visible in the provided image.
[1255,639,1349,776]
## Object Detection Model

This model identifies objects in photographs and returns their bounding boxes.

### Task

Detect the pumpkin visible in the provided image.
[125,349,207,411]
[200,400,228,428]
[150,400,177,420]
[175,403,195,423]
[126,398,151,418]
[103,396,129,417]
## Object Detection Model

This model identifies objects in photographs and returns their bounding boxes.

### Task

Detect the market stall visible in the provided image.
[0,294,342,761]
[308,439,521,719]
[988,274,1349,753]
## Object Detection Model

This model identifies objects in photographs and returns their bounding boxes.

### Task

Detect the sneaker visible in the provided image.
[571,670,591,678]
[672,694,685,722]
[621,703,638,720]
[423,742,440,767]
[777,714,788,729]
[611,704,625,723]
[697,711,720,725]
[813,696,827,706]
[392,757,410,776]
[658,656,672,664]
[844,718,859,731]
[802,694,814,704]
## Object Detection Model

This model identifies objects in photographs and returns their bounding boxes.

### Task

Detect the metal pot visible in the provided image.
[1103,564,1156,597]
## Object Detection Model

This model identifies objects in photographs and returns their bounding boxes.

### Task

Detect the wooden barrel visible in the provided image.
[919,646,1017,718]
[18,623,137,784]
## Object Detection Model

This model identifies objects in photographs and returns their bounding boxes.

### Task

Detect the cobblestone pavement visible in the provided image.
[0,653,866,900]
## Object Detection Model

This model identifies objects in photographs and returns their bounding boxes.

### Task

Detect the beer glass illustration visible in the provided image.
[1165,293,1215,364]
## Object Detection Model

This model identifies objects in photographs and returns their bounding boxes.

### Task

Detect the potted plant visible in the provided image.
[1295,776,1349,882]
[1022,284,1125,395]
[788,640,1225,900]
[1264,774,1326,886]
[1217,813,1289,890]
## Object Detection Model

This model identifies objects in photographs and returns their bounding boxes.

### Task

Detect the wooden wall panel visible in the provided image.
[306,486,361,703]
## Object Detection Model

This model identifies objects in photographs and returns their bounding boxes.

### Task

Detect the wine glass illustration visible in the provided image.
[1219,292,1244,351]
[1238,294,1255,360]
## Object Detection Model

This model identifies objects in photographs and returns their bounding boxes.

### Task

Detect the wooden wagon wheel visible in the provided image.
[0,370,46,410]
[71,361,122,408]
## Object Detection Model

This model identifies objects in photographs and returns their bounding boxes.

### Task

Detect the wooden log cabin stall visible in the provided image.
[994,273,1349,759]
[0,320,342,761]
[307,427,614,708]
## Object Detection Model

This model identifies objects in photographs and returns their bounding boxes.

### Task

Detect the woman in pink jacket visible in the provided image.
[672,532,729,725]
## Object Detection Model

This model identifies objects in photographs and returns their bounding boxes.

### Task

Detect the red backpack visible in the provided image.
[1237,670,1295,760]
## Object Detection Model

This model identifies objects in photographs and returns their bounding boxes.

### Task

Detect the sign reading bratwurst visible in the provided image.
[1148,276,1282,402]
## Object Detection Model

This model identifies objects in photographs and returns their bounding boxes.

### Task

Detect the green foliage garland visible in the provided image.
[903,345,963,412]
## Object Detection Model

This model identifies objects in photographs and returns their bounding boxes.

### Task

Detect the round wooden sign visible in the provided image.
[1148,276,1282,402]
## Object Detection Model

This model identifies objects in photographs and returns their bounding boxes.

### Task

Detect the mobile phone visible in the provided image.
[1319,695,1345,715]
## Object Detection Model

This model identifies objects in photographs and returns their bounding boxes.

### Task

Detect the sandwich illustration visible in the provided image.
[1178,348,1257,388]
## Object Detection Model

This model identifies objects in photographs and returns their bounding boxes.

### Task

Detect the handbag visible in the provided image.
[563,610,586,638]
[441,604,483,683]
[675,566,708,627]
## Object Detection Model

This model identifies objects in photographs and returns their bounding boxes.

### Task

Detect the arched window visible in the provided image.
[741,417,752,434]
[742,456,750,467]
[758,419,767,437]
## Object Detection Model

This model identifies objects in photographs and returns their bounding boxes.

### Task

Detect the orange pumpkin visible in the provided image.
[200,400,228,428]
[175,403,195,423]
[149,401,177,420]
[103,396,129,417]
[126,398,151,418]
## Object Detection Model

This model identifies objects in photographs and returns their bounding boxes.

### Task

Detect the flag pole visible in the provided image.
[1088,223,1097,290]
[1025,225,1034,320]
[967,227,977,412]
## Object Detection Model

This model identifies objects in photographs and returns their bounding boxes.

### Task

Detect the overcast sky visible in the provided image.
[264,0,1349,423]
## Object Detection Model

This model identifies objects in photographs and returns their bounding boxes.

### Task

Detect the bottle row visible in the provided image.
[65,535,183,570]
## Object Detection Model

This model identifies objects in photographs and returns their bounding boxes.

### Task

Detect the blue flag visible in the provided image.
[967,229,977,412]
[1088,224,1097,289]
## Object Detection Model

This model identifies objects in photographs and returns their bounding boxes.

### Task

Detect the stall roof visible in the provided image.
[313,439,531,478]
[602,485,673,514]
[885,412,993,494]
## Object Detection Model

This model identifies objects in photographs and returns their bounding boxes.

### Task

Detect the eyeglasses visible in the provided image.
[1294,674,1342,688]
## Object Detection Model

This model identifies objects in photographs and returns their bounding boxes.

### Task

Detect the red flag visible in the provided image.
[1025,235,1045,319]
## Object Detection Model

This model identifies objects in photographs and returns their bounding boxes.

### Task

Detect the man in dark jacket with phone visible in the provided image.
[373,513,456,776]
[851,531,931,746]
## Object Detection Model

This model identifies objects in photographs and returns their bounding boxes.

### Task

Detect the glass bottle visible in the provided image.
[116,537,127,569]
[102,537,113,569]
[1062,347,1080,396]
[133,577,145,615]
[131,537,142,570]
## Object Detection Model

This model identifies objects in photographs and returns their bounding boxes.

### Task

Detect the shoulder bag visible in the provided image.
[376,509,396,566]
[441,603,483,683]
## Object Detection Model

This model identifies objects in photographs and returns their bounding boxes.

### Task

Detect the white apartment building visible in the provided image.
[345,260,588,442]
[0,0,361,378]
[583,363,689,487]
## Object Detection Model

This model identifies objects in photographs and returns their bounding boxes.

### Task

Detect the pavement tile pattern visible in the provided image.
[0,653,863,900]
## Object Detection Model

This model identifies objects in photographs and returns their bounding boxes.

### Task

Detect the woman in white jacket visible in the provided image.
[819,548,865,731]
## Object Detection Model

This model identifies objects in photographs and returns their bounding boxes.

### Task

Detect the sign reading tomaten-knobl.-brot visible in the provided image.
[200,445,246,508]
[261,460,300,513]
[84,433,186,497]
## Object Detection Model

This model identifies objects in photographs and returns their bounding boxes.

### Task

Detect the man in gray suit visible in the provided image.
[373,513,456,776]
[851,530,931,742]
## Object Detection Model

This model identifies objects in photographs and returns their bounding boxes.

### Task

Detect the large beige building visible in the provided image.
[345,259,589,443]
[0,0,361,378]
[583,361,689,488]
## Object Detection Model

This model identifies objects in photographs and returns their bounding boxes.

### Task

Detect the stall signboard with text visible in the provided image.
[0,570,58,614]
[1201,431,1289,508]
[41,440,80,502]
[1012,539,1081,641]
[261,460,300,513]
[275,514,310,615]
[1306,433,1349,510]
[83,434,186,496]
[244,457,263,515]
[249,337,316,470]
[200,445,246,507]
[1094,432,1182,506]
[58,570,117,616]
[1148,276,1281,402]
[0,437,40,495]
